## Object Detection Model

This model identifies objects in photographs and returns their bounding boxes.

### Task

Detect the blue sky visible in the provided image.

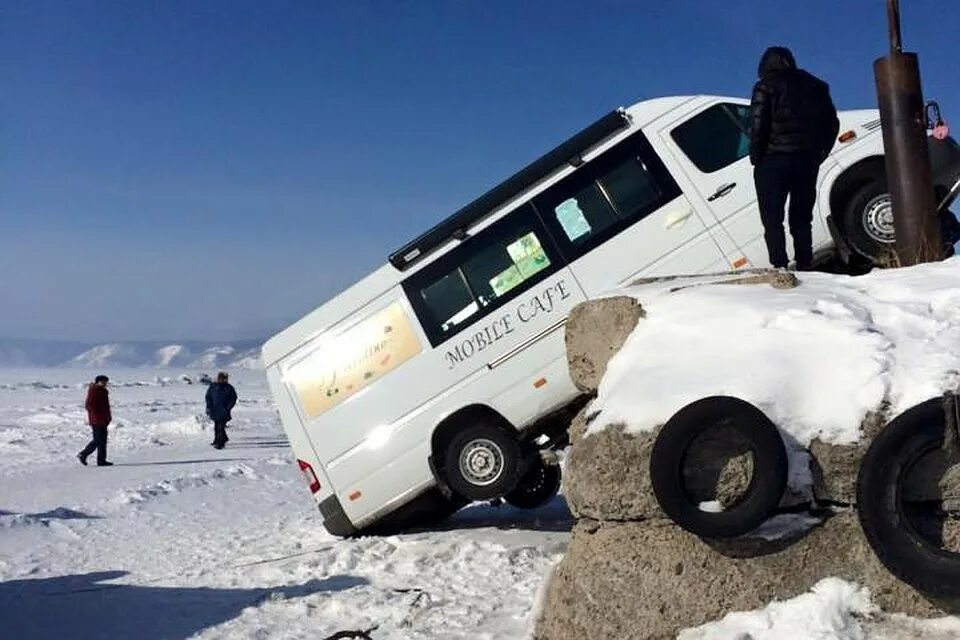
[1,1,957,342]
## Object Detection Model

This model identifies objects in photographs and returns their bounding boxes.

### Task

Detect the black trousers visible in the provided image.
[80,425,108,465]
[213,421,229,447]
[754,154,820,269]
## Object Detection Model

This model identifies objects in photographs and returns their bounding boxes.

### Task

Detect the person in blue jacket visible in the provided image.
[205,372,238,449]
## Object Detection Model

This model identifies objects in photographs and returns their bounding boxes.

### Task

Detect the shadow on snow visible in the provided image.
[0,507,101,520]
[115,458,249,467]
[0,570,368,640]
[436,495,574,533]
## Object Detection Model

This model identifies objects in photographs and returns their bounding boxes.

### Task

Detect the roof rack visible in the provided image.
[388,108,632,271]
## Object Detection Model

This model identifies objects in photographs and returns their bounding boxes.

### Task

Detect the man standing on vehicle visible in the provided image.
[750,46,839,270]
[206,371,238,449]
[78,374,113,467]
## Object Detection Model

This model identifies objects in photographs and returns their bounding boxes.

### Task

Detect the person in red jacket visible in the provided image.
[78,374,113,467]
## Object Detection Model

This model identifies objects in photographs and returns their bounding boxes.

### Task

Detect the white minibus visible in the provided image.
[263,95,960,535]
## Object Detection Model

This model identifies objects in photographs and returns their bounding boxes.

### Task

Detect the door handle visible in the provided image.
[664,208,694,230]
[707,182,737,201]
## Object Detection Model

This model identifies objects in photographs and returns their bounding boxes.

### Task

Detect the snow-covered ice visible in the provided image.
[0,369,569,639]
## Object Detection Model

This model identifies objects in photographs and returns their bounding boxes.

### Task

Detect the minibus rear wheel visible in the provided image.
[443,423,525,501]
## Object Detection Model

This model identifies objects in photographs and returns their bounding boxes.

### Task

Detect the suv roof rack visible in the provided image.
[388,108,632,271]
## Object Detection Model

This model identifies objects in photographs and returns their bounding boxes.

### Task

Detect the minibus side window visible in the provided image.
[403,204,562,347]
[533,131,681,261]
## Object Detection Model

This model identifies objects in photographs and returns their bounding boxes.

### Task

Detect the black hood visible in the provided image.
[758,46,796,78]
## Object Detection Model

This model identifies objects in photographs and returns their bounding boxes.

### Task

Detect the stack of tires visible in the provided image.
[648,394,960,600]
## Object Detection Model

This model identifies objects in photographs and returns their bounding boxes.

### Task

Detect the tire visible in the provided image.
[856,398,960,598]
[649,396,788,539]
[505,458,561,509]
[443,422,524,501]
[843,179,895,263]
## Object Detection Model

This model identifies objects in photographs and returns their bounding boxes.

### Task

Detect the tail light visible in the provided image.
[297,459,321,494]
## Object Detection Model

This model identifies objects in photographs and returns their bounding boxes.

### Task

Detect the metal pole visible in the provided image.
[874,0,942,265]
[886,0,902,52]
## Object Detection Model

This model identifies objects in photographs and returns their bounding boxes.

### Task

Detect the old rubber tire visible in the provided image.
[505,458,561,509]
[443,423,523,501]
[856,398,960,598]
[649,396,788,539]
[843,180,895,263]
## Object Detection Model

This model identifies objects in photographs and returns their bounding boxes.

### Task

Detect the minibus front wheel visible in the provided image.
[443,422,526,501]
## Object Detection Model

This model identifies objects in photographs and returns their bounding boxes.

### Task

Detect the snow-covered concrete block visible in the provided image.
[545,262,960,639]
[535,512,944,640]
[564,296,644,394]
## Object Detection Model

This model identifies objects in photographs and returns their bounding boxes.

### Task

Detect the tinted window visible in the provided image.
[420,272,475,335]
[671,103,751,173]
[404,205,560,346]
[599,159,662,218]
[534,131,681,260]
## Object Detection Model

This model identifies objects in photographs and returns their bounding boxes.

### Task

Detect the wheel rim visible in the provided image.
[459,438,505,487]
[862,194,896,245]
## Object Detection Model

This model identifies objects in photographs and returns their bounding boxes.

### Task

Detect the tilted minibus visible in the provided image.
[263,95,960,535]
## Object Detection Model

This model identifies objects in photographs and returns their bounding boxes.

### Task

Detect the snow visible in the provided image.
[589,259,960,490]
[680,578,877,640]
[0,368,568,639]
[228,349,264,370]
[154,344,192,367]
[699,500,724,513]
[189,345,237,368]
[6,257,960,640]
[679,578,960,640]
[0,338,264,369]
[71,343,143,367]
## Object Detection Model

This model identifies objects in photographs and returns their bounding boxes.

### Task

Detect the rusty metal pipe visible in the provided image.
[874,1,942,265]
[886,0,903,53]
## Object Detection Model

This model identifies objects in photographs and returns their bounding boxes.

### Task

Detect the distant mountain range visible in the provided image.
[0,338,264,369]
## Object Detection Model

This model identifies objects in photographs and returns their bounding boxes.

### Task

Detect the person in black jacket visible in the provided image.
[750,46,839,270]
[205,372,238,449]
